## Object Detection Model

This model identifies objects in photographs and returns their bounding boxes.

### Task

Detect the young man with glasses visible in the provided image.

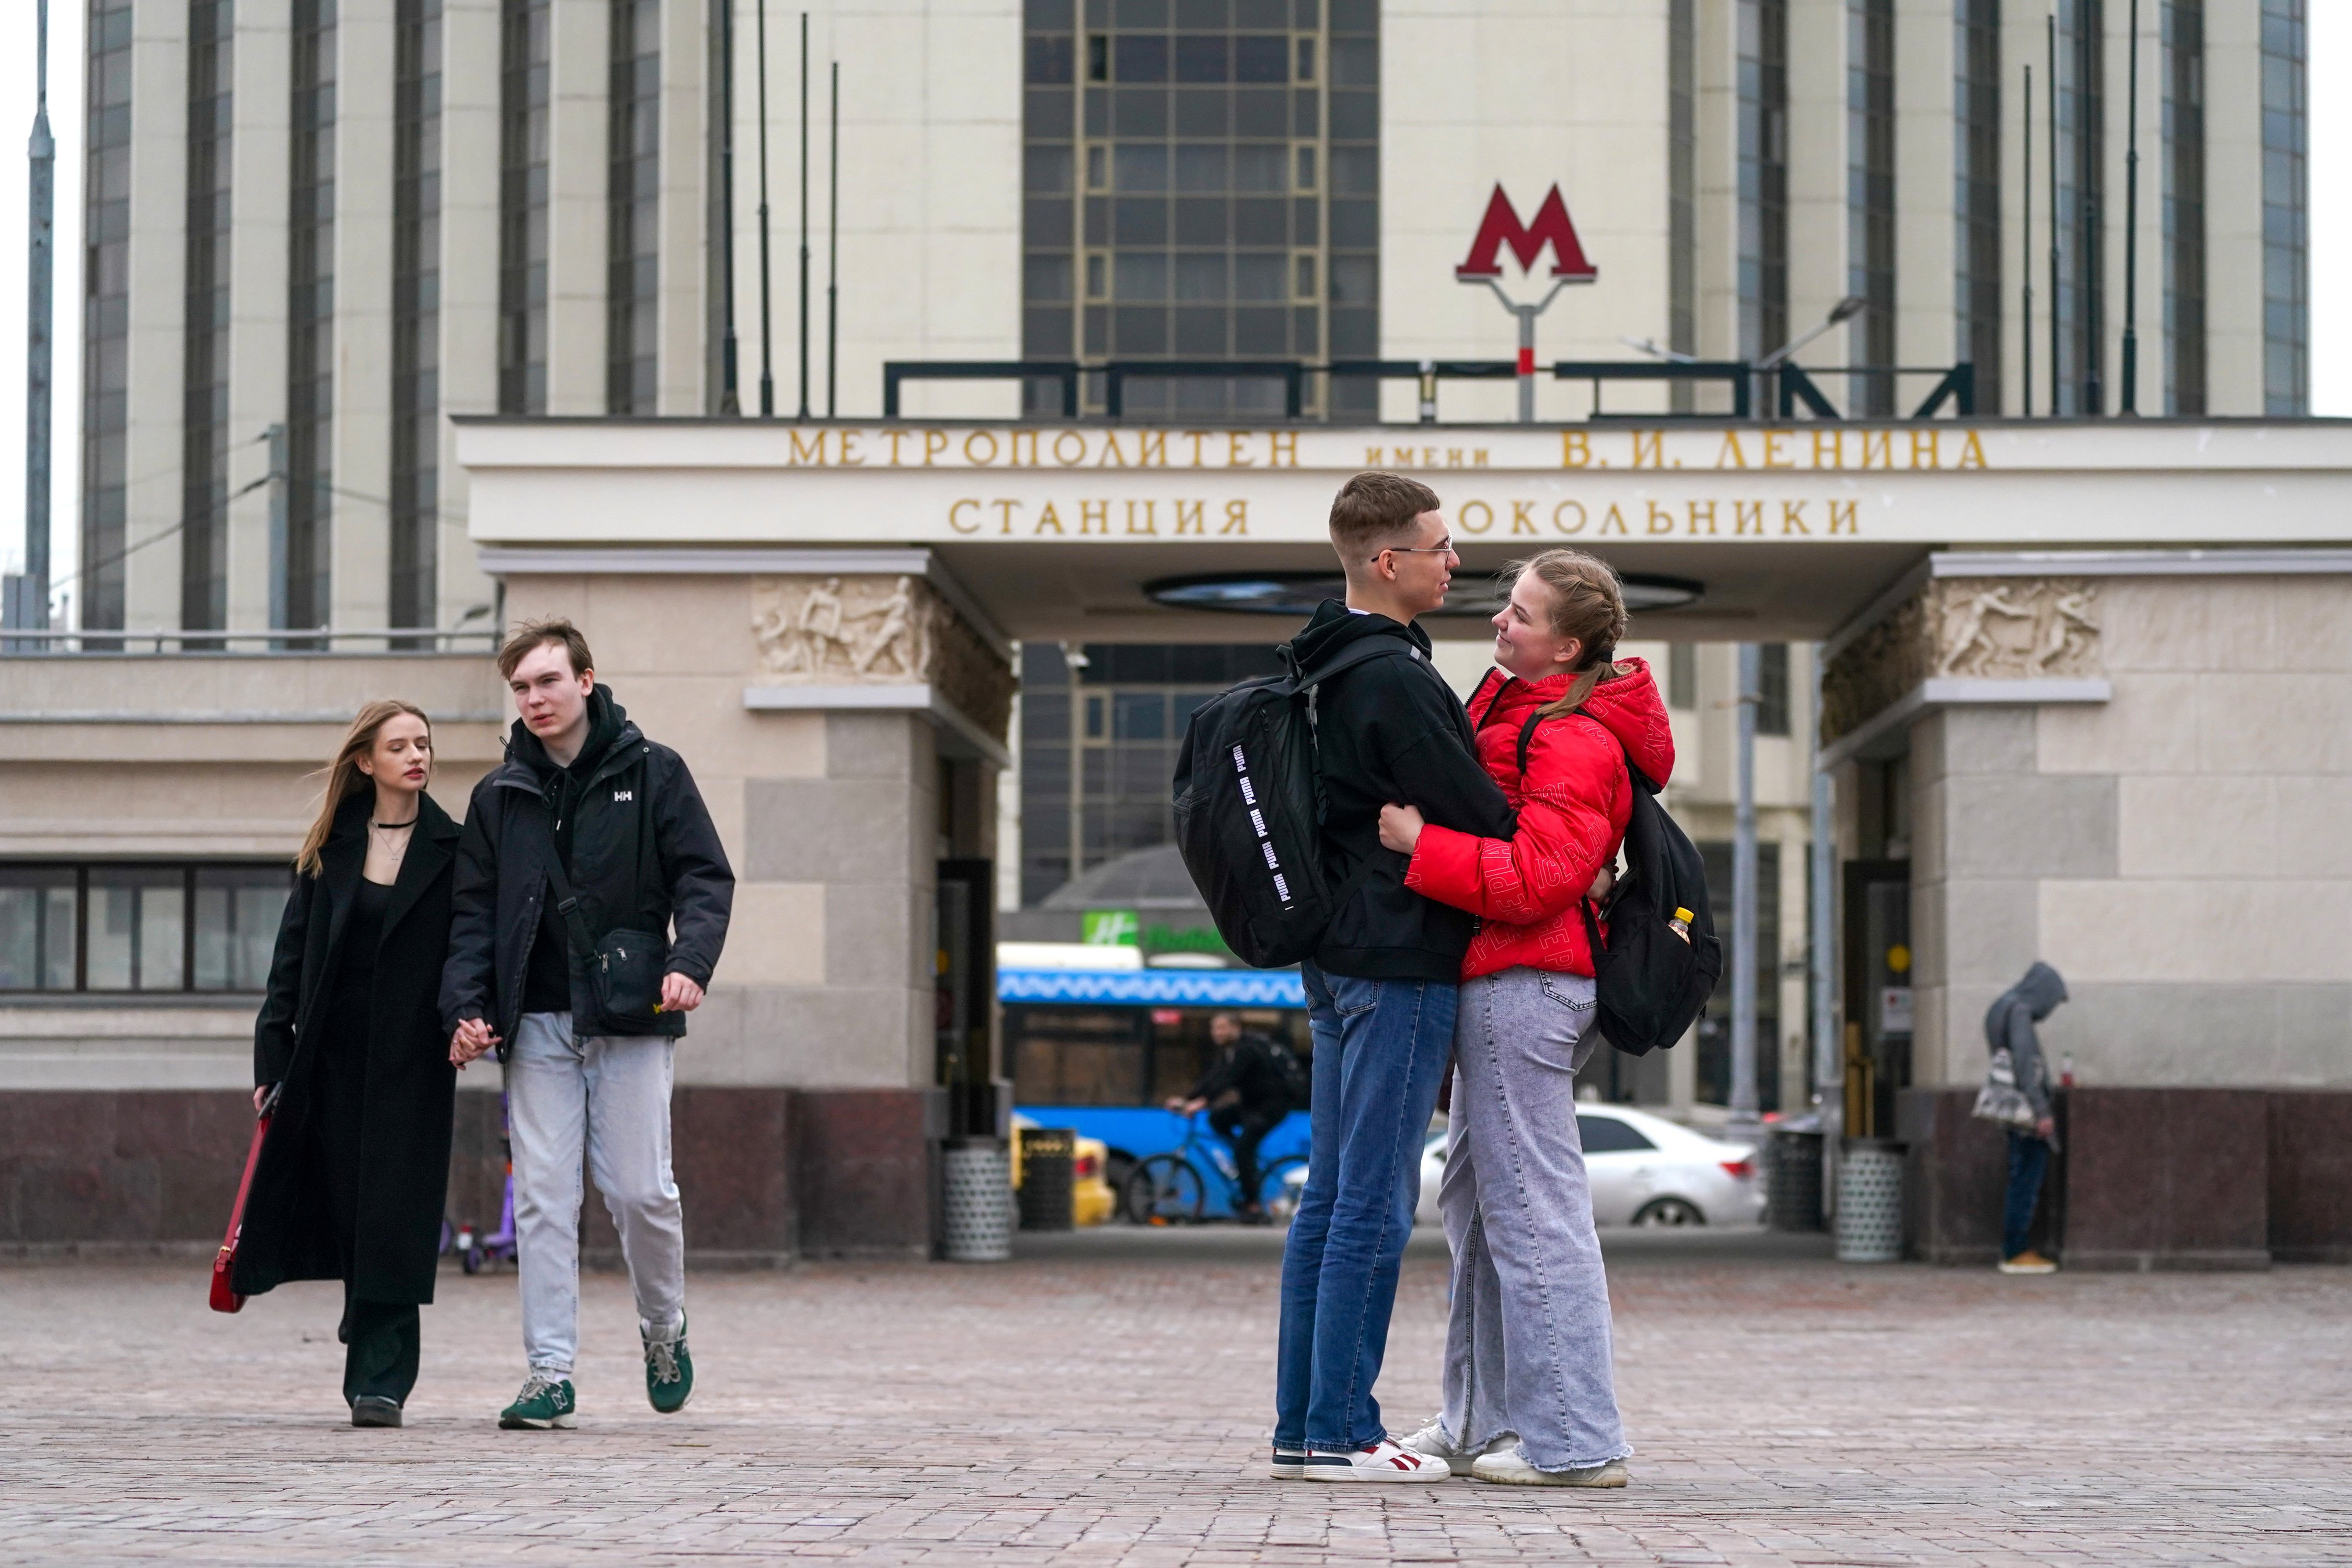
[1270,472,1517,1482]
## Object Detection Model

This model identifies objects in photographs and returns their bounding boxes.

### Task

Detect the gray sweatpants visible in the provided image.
[1438,967,1631,1472]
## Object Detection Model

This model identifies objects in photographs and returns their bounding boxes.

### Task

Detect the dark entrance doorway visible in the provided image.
[1841,859,1911,1137]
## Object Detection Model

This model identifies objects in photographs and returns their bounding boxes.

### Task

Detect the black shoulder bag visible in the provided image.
[542,850,670,1028]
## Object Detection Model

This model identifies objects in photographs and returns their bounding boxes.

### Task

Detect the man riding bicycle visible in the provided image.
[1165,1013,1305,1225]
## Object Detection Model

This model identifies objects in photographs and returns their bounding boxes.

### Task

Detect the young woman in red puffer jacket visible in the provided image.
[1375,548,1673,1488]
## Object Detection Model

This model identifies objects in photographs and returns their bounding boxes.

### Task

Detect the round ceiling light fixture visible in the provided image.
[1145,571,1704,617]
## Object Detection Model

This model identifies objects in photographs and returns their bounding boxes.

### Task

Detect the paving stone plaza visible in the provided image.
[3,1230,2346,1565]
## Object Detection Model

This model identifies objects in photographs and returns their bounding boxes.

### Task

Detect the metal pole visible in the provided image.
[2022,62,2034,419]
[1516,306,1537,423]
[796,12,810,421]
[2047,12,2060,416]
[1730,642,1761,1138]
[718,0,739,414]
[2120,0,2140,414]
[266,425,289,632]
[1809,644,1837,1113]
[22,0,54,626]
[2081,13,2103,415]
[755,0,774,416]
[827,59,838,420]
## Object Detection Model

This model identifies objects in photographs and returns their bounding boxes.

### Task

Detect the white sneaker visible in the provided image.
[1269,1445,1307,1479]
[1469,1449,1629,1488]
[1400,1420,1507,1477]
[1302,1438,1454,1483]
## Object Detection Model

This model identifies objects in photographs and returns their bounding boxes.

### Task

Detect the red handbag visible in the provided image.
[210,1089,279,1313]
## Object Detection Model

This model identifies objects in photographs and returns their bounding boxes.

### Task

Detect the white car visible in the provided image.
[1401,1104,1765,1228]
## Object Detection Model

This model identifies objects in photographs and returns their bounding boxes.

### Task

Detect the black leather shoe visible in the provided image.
[351,1396,403,1428]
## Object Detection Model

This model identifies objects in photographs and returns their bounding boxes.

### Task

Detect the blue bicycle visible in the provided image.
[1123,1113,1307,1226]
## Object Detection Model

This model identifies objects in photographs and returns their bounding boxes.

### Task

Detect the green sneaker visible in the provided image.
[644,1316,694,1414]
[498,1373,578,1430]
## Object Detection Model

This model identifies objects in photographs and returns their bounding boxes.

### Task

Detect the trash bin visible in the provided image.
[941,1138,1014,1262]
[1016,1127,1077,1232]
[1768,1127,1825,1231]
[1835,1138,1905,1262]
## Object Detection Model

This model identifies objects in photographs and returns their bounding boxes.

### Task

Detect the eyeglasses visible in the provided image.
[1373,541,1455,561]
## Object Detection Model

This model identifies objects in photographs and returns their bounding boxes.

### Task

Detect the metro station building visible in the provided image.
[7,1,2342,1261]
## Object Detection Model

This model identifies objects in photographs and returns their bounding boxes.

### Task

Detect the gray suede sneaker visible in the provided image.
[1469,1449,1629,1488]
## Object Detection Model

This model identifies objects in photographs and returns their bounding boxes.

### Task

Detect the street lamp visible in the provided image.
[1754,295,1866,416]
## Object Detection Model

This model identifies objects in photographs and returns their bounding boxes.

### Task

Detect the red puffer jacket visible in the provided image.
[1404,659,1676,982]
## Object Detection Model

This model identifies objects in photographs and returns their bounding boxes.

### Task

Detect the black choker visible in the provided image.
[371,818,418,831]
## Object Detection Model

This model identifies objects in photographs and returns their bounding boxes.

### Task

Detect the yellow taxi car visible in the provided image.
[1010,1117,1116,1228]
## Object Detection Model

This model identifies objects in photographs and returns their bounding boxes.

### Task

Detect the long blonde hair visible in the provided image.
[1504,549,1635,719]
[295,700,433,875]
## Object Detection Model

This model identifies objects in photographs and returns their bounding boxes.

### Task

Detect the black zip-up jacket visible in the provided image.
[1287,601,1517,982]
[1185,1032,1295,1113]
[440,686,735,1044]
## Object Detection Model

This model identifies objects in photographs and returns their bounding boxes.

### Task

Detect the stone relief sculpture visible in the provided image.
[753,574,933,683]
[1821,578,2103,744]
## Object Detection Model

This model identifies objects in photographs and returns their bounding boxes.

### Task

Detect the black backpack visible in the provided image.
[1172,639,1414,970]
[1515,711,1722,1055]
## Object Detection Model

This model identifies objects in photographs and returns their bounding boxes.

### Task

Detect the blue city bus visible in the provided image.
[1002,958,1310,1219]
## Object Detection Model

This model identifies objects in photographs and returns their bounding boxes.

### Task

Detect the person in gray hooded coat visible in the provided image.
[1986,962,2067,1273]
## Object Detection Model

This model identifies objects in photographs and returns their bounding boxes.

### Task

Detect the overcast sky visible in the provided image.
[2,4,2347,587]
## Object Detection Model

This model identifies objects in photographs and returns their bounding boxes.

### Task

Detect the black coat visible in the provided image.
[233,791,460,1304]
[440,687,734,1045]
[1284,602,1518,982]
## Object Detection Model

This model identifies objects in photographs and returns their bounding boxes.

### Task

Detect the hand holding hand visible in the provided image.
[449,1017,501,1069]
[1377,802,1426,855]
[660,973,705,1013]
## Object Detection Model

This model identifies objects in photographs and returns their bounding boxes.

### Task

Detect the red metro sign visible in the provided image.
[1454,184,1599,282]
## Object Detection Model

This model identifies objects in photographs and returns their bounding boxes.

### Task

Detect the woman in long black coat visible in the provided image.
[234,699,460,1426]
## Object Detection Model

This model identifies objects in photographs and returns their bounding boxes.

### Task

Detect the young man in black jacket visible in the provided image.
[442,619,734,1430]
[1165,1012,1302,1224]
[1272,472,1517,1483]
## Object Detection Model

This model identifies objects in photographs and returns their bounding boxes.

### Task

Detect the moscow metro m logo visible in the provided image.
[1455,184,1599,282]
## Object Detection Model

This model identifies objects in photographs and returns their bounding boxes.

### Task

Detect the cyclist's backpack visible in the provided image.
[1515,710,1723,1056]
[1262,1036,1312,1110]
[1172,638,1416,970]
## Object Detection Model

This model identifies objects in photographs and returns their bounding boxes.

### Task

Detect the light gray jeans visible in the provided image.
[508,1012,686,1375]
[1438,967,1631,1472]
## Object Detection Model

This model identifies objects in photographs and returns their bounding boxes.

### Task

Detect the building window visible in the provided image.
[80,0,135,633]
[1737,0,1788,362]
[1668,0,1696,409]
[181,0,233,632]
[2057,0,2105,414]
[1847,0,1895,414]
[2259,0,2305,416]
[1757,642,1790,736]
[1019,0,1371,421]
[607,0,660,414]
[391,0,442,634]
[1017,642,1285,906]
[287,0,337,633]
[1666,643,1696,711]
[500,0,551,414]
[0,864,291,994]
[2162,1,2206,414]
[1954,0,2000,413]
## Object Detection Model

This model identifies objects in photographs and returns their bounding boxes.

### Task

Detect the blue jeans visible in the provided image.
[1274,962,1457,1454]
[2003,1131,2051,1259]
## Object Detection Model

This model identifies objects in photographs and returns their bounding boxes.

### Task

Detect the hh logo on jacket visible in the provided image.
[613,790,633,802]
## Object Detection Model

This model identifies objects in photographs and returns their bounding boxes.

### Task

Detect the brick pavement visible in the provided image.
[2,1228,2347,1564]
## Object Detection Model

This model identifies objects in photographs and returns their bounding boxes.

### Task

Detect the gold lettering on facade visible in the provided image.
[1858,431,1892,468]
[1227,431,1255,467]
[1688,500,1717,535]
[1828,499,1858,534]
[1008,430,1038,467]
[1080,500,1109,535]
[1908,430,1940,469]
[947,498,981,533]
[1184,431,1210,466]
[1734,501,1764,535]
[1646,501,1675,535]
[1553,501,1586,533]
[885,430,910,465]
[1715,433,1748,468]
[1125,500,1157,535]
[993,499,1021,533]
[1460,500,1494,534]
[1599,503,1628,535]
[838,430,865,466]
[1052,431,1087,466]
[1630,430,1665,468]
[1563,431,1592,468]
[790,428,828,465]
[1811,429,1843,469]
[1174,500,1205,535]
[1221,500,1249,534]
[1390,447,1414,466]
[923,430,950,465]
[1472,449,1489,467]
[1447,448,1466,467]
[1269,432,1297,467]
[1781,501,1809,534]
[1097,433,1128,467]
[1957,431,1988,468]
[1138,432,1168,466]
[1761,430,1794,469]
[963,431,998,466]
[1034,501,1064,534]
[1512,501,1537,535]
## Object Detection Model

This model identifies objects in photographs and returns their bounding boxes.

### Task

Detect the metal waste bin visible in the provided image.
[941,1138,1014,1262]
[1016,1127,1077,1232]
[1767,1128,1825,1231]
[1835,1138,1905,1262]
